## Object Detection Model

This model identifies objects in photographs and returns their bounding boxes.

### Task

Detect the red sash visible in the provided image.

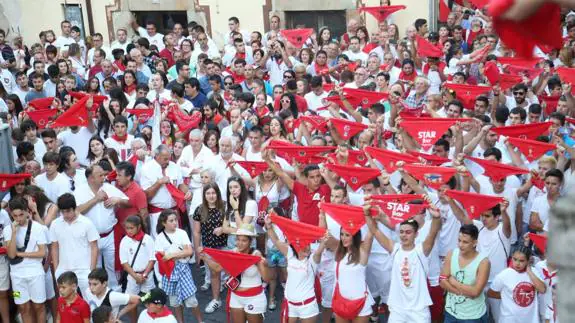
[226,286,264,322]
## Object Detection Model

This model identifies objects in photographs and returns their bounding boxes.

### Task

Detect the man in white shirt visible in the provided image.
[131,19,165,51]
[206,136,249,200]
[4,197,47,323]
[84,268,139,319]
[190,32,220,66]
[104,116,134,161]
[35,152,71,203]
[343,36,369,66]
[140,145,192,238]
[110,28,130,53]
[304,76,329,112]
[226,17,251,47]
[54,20,75,50]
[50,193,99,296]
[12,71,30,104]
[177,129,213,194]
[57,122,97,167]
[20,119,46,166]
[87,33,112,68]
[74,165,129,290]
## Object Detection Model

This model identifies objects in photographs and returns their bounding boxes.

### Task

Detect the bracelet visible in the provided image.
[439,274,449,282]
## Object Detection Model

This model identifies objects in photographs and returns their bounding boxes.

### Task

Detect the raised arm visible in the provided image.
[422,205,442,257]
[364,204,394,253]
[500,199,512,239]
[264,150,294,190]
[263,216,289,256]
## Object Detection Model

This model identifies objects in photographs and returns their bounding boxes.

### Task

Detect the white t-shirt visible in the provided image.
[84,288,130,318]
[342,50,369,66]
[32,138,47,167]
[137,27,165,51]
[57,127,96,166]
[474,221,510,283]
[387,244,432,311]
[304,91,329,112]
[177,145,213,190]
[74,183,128,234]
[35,172,71,203]
[104,135,134,161]
[49,215,100,272]
[478,185,520,244]
[530,195,551,233]
[137,309,178,323]
[3,220,47,278]
[205,153,249,201]
[54,36,75,50]
[285,247,318,302]
[119,234,155,272]
[0,209,11,251]
[491,267,543,323]
[155,228,192,264]
[140,160,183,210]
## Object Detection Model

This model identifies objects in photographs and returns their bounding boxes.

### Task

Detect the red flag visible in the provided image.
[403,164,457,190]
[203,248,261,277]
[280,29,314,48]
[445,190,504,219]
[364,146,420,173]
[466,156,529,181]
[293,115,328,133]
[484,61,500,85]
[439,0,450,22]
[507,137,556,162]
[505,65,543,80]
[556,67,575,94]
[323,83,336,92]
[266,144,336,164]
[491,122,552,140]
[166,104,202,133]
[416,35,443,58]
[52,96,90,128]
[229,161,269,178]
[359,5,406,22]
[324,94,362,108]
[125,108,154,123]
[497,57,541,68]
[330,118,368,140]
[528,233,547,254]
[28,97,55,110]
[468,0,489,8]
[68,91,107,105]
[379,202,429,226]
[369,194,424,204]
[444,83,491,109]
[0,173,31,190]
[327,149,368,166]
[325,163,381,191]
[531,172,545,190]
[320,203,371,236]
[408,151,451,166]
[488,0,562,58]
[539,95,561,116]
[400,119,457,151]
[155,252,175,279]
[165,183,186,214]
[499,73,523,91]
[270,214,326,252]
[26,109,58,129]
[342,88,389,106]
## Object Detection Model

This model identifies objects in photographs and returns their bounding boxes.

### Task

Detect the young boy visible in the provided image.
[104,115,134,161]
[56,271,91,323]
[138,288,177,323]
[92,305,119,323]
[84,268,140,321]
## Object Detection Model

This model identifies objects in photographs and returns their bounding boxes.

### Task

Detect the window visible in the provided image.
[285,11,347,41]
[133,11,188,34]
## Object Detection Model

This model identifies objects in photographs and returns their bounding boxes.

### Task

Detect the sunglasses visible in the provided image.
[225,82,233,86]
[392,91,402,96]
[281,99,291,103]
[513,91,526,96]
[283,75,293,79]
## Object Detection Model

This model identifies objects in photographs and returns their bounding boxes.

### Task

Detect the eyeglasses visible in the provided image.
[225,82,233,86]
[283,75,293,79]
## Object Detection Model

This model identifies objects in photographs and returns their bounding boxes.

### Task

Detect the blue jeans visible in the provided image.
[444,311,489,323]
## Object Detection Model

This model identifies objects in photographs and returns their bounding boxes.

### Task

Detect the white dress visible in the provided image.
[333,254,375,317]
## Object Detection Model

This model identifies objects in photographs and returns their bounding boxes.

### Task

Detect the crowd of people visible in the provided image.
[0,1,572,322]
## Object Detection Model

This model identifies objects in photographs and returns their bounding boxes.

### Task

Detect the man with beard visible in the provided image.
[265,40,293,87]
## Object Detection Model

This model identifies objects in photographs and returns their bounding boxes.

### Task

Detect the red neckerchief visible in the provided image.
[314,62,328,75]
[127,229,145,241]
[147,307,172,318]
[125,83,137,95]
[542,268,557,286]
[398,71,417,82]
[235,52,246,60]
[112,134,128,144]
[256,105,270,118]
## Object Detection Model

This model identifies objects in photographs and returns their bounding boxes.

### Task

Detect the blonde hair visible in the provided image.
[538,156,557,168]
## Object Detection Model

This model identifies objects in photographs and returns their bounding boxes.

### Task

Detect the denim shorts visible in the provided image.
[266,249,287,268]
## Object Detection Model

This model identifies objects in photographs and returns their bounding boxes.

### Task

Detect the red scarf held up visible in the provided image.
[324,163,381,191]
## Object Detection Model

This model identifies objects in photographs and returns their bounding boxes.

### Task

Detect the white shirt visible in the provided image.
[0,209,11,252]
[491,267,543,323]
[478,185,520,244]
[154,228,192,264]
[177,145,213,190]
[49,215,99,272]
[137,310,178,323]
[137,27,165,51]
[530,195,551,233]
[84,288,130,317]
[140,159,183,210]
[342,50,368,66]
[34,172,71,203]
[74,183,128,234]
[105,135,135,161]
[0,68,15,94]
[57,127,96,166]
[146,89,172,103]
[31,138,47,167]
[205,153,249,200]
[304,91,329,112]
[54,36,75,50]
[119,234,155,272]
[87,47,112,67]
[387,244,432,311]
[285,247,318,302]
[3,220,47,277]
[474,220,510,282]
[110,40,129,53]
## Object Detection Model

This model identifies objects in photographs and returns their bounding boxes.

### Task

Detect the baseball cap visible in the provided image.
[141,288,167,305]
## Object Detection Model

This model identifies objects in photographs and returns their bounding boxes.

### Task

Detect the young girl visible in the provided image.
[119,215,156,322]
[155,210,203,323]
[488,246,546,323]
[222,177,258,250]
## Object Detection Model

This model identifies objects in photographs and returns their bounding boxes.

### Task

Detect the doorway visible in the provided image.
[133,11,188,34]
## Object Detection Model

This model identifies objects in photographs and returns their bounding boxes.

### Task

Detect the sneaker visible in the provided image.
[200,281,210,291]
[205,299,221,314]
[268,298,277,310]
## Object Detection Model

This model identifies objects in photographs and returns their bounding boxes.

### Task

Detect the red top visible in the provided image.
[159,48,176,67]
[292,181,331,226]
[88,65,103,79]
[58,295,90,323]
[115,181,148,225]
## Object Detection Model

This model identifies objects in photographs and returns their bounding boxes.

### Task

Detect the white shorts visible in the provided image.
[0,258,9,291]
[388,306,430,323]
[125,274,155,296]
[55,268,90,298]
[229,291,267,314]
[287,299,320,319]
[319,272,335,308]
[11,274,47,305]
[366,254,391,301]
[44,268,55,299]
[169,294,198,308]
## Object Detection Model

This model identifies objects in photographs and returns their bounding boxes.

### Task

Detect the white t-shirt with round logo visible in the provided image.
[490,267,543,323]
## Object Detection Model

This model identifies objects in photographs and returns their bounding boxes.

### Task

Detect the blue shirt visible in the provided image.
[185,92,207,109]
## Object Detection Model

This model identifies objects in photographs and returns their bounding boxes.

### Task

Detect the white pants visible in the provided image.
[11,274,47,305]
[97,232,118,290]
[55,268,90,298]
[44,268,56,299]
[149,212,161,239]
[388,306,431,323]
[0,258,9,291]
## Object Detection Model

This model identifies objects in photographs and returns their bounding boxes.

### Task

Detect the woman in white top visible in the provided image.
[488,246,546,323]
[264,215,326,323]
[222,177,258,249]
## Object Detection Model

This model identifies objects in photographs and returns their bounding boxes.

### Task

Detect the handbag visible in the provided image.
[119,237,144,292]
[9,221,32,266]
[331,260,368,320]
